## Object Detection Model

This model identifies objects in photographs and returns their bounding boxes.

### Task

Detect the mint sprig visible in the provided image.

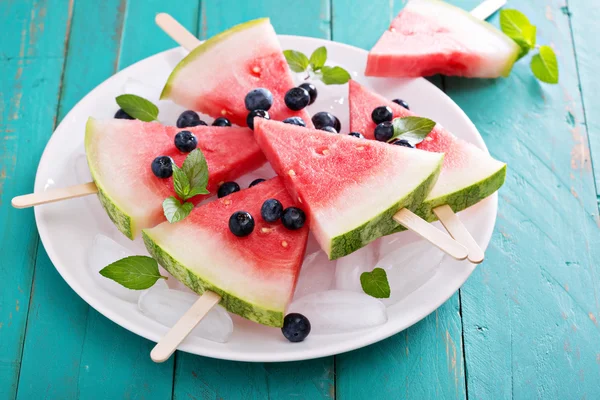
[499,9,558,84]
[389,116,436,145]
[99,256,167,290]
[163,148,210,223]
[283,47,351,85]
[116,94,159,122]
[360,268,391,298]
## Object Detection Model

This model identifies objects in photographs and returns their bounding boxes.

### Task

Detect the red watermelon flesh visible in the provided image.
[365,0,520,78]
[85,118,266,239]
[254,118,444,260]
[348,80,506,222]
[161,18,313,128]
[142,177,309,327]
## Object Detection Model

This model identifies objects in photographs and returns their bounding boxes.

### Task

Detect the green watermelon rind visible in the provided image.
[415,0,521,77]
[84,118,136,239]
[160,18,270,100]
[142,230,285,327]
[392,163,506,234]
[329,155,444,260]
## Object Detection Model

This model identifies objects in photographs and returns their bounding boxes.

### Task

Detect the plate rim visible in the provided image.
[34,35,497,362]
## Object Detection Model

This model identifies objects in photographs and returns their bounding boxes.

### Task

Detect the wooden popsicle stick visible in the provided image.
[470,0,506,20]
[11,182,98,209]
[393,209,468,260]
[433,205,484,264]
[155,13,201,51]
[151,290,222,363]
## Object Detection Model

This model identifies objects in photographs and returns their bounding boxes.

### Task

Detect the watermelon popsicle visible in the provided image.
[253,118,467,260]
[159,16,314,128]
[348,80,506,261]
[84,118,266,239]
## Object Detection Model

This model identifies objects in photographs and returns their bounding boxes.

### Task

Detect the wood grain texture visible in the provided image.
[332,1,466,398]
[0,0,72,398]
[170,1,335,399]
[444,0,600,398]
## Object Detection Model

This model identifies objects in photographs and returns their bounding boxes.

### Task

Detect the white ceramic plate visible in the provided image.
[34,36,497,362]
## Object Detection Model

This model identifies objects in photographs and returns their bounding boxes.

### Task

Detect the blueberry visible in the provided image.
[371,106,393,124]
[246,109,270,130]
[174,130,198,152]
[151,156,173,178]
[312,111,341,132]
[392,99,410,110]
[348,132,364,139]
[281,313,311,342]
[245,88,273,111]
[319,126,338,134]
[261,198,283,222]
[284,87,310,111]
[281,207,306,230]
[218,181,240,198]
[249,178,265,188]
[229,211,255,237]
[299,82,317,105]
[212,117,231,127]
[374,122,394,142]
[282,116,306,127]
[393,139,413,148]
[177,110,202,128]
[114,108,134,120]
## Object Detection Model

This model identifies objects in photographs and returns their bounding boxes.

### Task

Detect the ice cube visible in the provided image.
[288,290,387,334]
[88,234,143,303]
[293,248,335,299]
[138,284,233,343]
[377,240,444,306]
[334,244,377,292]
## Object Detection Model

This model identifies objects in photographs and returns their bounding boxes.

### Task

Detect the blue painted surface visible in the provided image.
[1,0,599,398]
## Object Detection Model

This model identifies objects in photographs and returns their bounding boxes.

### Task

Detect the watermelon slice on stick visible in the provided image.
[365,0,520,78]
[144,177,309,361]
[253,118,468,261]
[158,15,313,128]
[348,80,506,263]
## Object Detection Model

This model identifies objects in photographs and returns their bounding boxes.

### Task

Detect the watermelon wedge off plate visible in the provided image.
[366,0,520,78]
[254,118,444,260]
[85,118,265,239]
[348,80,506,226]
[143,177,309,327]
[161,18,313,127]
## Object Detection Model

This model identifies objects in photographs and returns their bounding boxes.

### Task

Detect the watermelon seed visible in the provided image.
[298,197,303,204]
[252,66,261,74]
[288,169,296,177]
[261,227,272,233]
[281,241,289,248]
[223,199,232,205]
[220,109,228,116]
[356,146,365,151]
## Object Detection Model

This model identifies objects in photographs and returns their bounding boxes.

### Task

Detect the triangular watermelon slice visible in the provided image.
[143,177,308,327]
[366,0,520,78]
[254,118,444,260]
[348,80,506,225]
[160,18,313,128]
[85,118,266,239]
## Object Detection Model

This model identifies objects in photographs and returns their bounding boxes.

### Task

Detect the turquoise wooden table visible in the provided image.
[1,0,599,398]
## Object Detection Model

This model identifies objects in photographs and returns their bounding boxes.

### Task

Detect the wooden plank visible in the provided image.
[568,1,600,200]
[0,0,72,398]
[443,0,600,398]
[171,2,335,399]
[332,0,466,398]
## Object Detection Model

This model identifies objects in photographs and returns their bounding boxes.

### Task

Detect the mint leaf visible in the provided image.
[99,256,166,290]
[360,268,390,298]
[186,186,210,198]
[172,164,190,200]
[499,9,536,59]
[390,116,436,145]
[116,94,159,122]
[320,66,351,85]
[283,50,310,73]
[309,46,327,71]
[163,196,194,223]
[182,149,209,192]
[531,45,559,84]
